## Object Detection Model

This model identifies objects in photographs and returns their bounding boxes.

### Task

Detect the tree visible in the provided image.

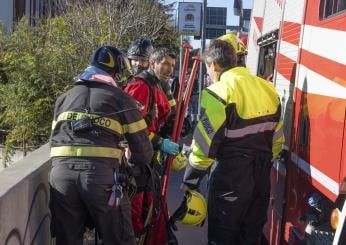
[58,0,179,53]
[0,0,179,166]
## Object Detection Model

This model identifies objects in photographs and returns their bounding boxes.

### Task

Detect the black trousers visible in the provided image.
[208,154,272,245]
[49,160,136,245]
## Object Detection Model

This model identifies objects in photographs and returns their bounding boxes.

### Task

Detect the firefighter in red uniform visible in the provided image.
[49,45,153,245]
[124,47,180,235]
[127,38,177,111]
[181,35,285,244]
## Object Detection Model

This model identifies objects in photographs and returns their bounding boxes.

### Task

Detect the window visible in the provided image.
[206,28,226,39]
[257,43,277,81]
[39,0,48,18]
[243,20,250,32]
[321,0,346,18]
[243,9,252,21]
[256,30,279,80]
[206,7,227,26]
[14,0,25,21]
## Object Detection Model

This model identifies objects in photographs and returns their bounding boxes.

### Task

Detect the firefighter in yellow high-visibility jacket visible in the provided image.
[181,35,285,244]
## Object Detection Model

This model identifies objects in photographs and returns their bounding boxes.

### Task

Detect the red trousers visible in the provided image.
[131,191,153,233]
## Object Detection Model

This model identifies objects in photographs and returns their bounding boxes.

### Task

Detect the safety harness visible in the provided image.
[131,71,158,129]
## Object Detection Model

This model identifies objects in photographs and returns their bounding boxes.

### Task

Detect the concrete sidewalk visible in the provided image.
[167,170,208,245]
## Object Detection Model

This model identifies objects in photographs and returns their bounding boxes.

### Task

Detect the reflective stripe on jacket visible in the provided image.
[52,111,147,135]
[189,67,284,171]
[161,80,177,110]
[50,77,153,166]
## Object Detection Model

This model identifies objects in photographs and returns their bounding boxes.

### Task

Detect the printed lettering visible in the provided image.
[105,120,111,127]
[94,117,111,128]
[201,116,214,136]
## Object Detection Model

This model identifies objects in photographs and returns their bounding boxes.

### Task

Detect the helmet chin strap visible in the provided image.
[132,65,147,75]
[168,194,188,230]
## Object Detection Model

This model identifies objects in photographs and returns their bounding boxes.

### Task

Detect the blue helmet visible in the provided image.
[91,45,132,82]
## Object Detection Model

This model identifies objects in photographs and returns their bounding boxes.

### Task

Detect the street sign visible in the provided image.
[178,2,202,36]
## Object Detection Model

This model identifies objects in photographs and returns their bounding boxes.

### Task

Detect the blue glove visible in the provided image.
[159,138,180,155]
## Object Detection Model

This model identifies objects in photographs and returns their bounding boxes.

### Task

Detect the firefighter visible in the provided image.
[218,32,248,67]
[127,37,154,76]
[181,35,285,244]
[124,47,180,236]
[49,45,153,245]
[127,38,176,110]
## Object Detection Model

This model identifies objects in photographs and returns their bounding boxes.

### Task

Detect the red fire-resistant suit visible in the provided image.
[124,70,171,234]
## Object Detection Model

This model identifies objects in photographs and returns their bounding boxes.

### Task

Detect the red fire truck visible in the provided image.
[246,0,346,244]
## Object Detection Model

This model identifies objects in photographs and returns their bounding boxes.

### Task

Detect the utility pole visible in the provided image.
[179,35,183,79]
[178,0,185,80]
[197,0,207,120]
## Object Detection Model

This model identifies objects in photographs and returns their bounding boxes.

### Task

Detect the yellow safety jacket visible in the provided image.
[184,67,284,187]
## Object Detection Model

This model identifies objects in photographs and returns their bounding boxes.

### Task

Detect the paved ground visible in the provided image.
[85,133,209,244]
[166,170,208,245]
[84,171,209,245]
[165,132,209,245]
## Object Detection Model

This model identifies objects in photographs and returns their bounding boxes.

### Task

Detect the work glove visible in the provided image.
[172,152,188,171]
[159,138,180,155]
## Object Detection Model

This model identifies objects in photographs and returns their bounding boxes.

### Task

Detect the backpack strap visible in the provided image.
[133,71,158,128]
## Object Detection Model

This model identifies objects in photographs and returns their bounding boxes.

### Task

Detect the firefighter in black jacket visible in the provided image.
[49,45,153,245]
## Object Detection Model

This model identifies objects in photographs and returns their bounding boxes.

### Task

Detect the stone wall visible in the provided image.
[0,144,53,245]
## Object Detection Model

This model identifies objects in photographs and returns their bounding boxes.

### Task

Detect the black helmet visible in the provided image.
[127,38,153,60]
[91,45,132,83]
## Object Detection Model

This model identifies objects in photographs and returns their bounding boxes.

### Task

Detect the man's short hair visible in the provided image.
[150,47,176,63]
[202,39,237,69]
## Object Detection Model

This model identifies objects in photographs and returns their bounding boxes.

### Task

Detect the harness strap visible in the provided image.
[133,72,158,128]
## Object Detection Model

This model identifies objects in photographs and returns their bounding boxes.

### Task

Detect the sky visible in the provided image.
[164,0,253,48]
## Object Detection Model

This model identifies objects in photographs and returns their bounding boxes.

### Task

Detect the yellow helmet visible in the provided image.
[171,152,188,171]
[172,190,207,226]
[218,33,248,55]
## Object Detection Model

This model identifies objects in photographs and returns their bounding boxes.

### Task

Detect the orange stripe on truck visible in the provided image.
[277,53,297,83]
[281,21,301,46]
[299,49,346,87]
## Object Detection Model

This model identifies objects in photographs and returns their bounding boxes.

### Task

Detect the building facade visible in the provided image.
[0,0,61,32]
[199,0,253,40]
